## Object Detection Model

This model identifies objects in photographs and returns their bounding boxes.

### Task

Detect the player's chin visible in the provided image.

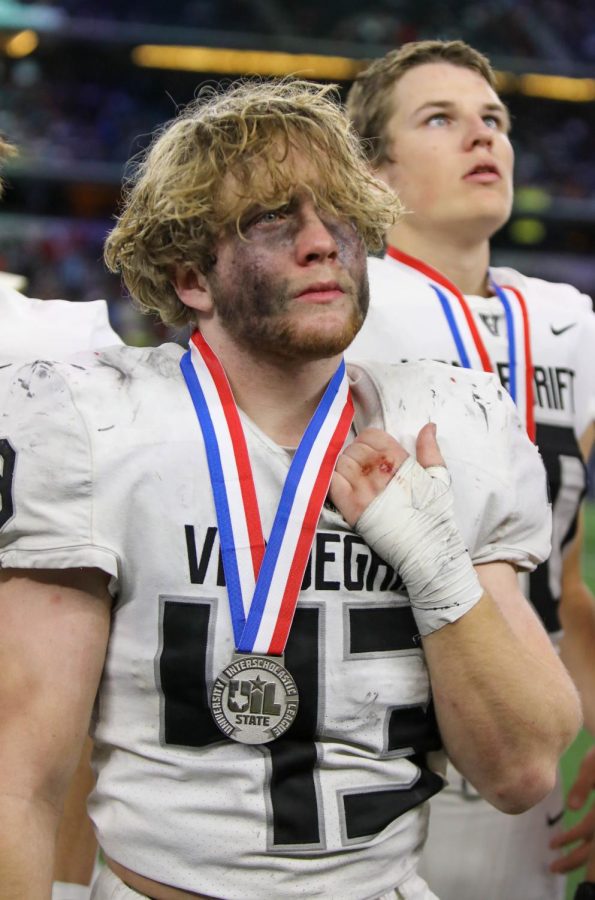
[284,312,365,360]
[473,189,512,220]
[458,202,509,238]
[310,290,366,331]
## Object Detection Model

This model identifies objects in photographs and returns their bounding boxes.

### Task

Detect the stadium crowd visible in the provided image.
[25,0,595,61]
[1,3,595,351]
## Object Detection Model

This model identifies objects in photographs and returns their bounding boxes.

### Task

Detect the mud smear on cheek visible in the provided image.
[335,230,369,316]
[334,227,365,265]
[213,249,290,333]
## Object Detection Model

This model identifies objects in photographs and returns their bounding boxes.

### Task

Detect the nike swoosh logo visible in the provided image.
[546,810,564,827]
[551,323,577,336]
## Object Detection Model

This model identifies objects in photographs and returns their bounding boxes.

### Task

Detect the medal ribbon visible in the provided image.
[180,330,354,655]
[489,281,535,442]
[386,246,535,441]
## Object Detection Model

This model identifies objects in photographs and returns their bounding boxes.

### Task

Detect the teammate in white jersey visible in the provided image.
[346,39,595,900]
[0,142,117,363]
[0,136,121,900]
[0,278,119,360]
[0,79,581,900]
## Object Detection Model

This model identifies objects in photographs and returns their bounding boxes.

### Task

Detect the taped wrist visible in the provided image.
[52,883,91,900]
[355,456,482,635]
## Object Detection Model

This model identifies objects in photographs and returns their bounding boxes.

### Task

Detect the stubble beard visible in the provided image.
[211,273,370,362]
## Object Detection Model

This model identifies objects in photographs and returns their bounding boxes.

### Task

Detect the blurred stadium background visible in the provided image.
[0,2,593,895]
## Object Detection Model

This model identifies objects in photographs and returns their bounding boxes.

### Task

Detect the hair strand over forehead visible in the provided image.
[104,78,401,327]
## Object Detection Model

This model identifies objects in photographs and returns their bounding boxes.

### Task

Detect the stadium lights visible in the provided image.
[2,28,38,56]
[520,73,595,102]
[132,45,595,101]
[508,217,547,245]
[132,44,362,80]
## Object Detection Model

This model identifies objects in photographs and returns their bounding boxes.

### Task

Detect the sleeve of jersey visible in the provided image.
[465,380,552,572]
[88,299,123,348]
[0,361,120,584]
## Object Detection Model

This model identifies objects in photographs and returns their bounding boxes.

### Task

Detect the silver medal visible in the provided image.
[211,653,299,744]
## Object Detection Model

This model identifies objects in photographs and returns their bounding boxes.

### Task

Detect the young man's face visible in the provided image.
[203,165,369,362]
[376,62,514,241]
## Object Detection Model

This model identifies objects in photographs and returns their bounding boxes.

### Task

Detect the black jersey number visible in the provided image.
[158,597,443,849]
[0,439,16,530]
[530,424,587,632]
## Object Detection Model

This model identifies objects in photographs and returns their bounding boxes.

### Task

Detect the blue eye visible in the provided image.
[427,113,449,127]
[250,206,291,227]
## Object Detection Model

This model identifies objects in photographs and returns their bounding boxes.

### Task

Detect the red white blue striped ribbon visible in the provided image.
[180,330,354,655]
[489,281,535,441]
[386,246,535,441]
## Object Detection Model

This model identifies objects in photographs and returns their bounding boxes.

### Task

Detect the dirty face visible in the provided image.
[205,170,369,361]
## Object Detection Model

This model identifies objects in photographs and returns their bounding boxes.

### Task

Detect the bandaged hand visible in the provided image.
[330,424,482,635]
[52,883,91,900]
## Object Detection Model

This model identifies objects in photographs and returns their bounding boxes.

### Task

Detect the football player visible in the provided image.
[347,38,595,900]
[0,138,119,362]
[0,135,121,900]
[0,79,581,900]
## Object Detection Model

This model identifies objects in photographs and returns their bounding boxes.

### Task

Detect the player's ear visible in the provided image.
[171,264,213,314]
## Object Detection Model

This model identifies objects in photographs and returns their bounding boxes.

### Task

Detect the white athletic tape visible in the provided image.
[355,456,482,635]
[52,882,91,900]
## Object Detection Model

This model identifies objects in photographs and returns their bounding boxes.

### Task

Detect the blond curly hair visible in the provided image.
[104,78,402,326]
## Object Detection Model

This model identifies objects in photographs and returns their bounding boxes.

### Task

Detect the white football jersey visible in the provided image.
[349,255,595,635]
[0,346,550,899]
[0,283,121,362]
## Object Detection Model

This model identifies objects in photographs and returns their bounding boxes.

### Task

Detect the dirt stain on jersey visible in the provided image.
[471,391,489,429]
[144,346,183,378]
[95,355,131,385]
[17,360,56,397]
